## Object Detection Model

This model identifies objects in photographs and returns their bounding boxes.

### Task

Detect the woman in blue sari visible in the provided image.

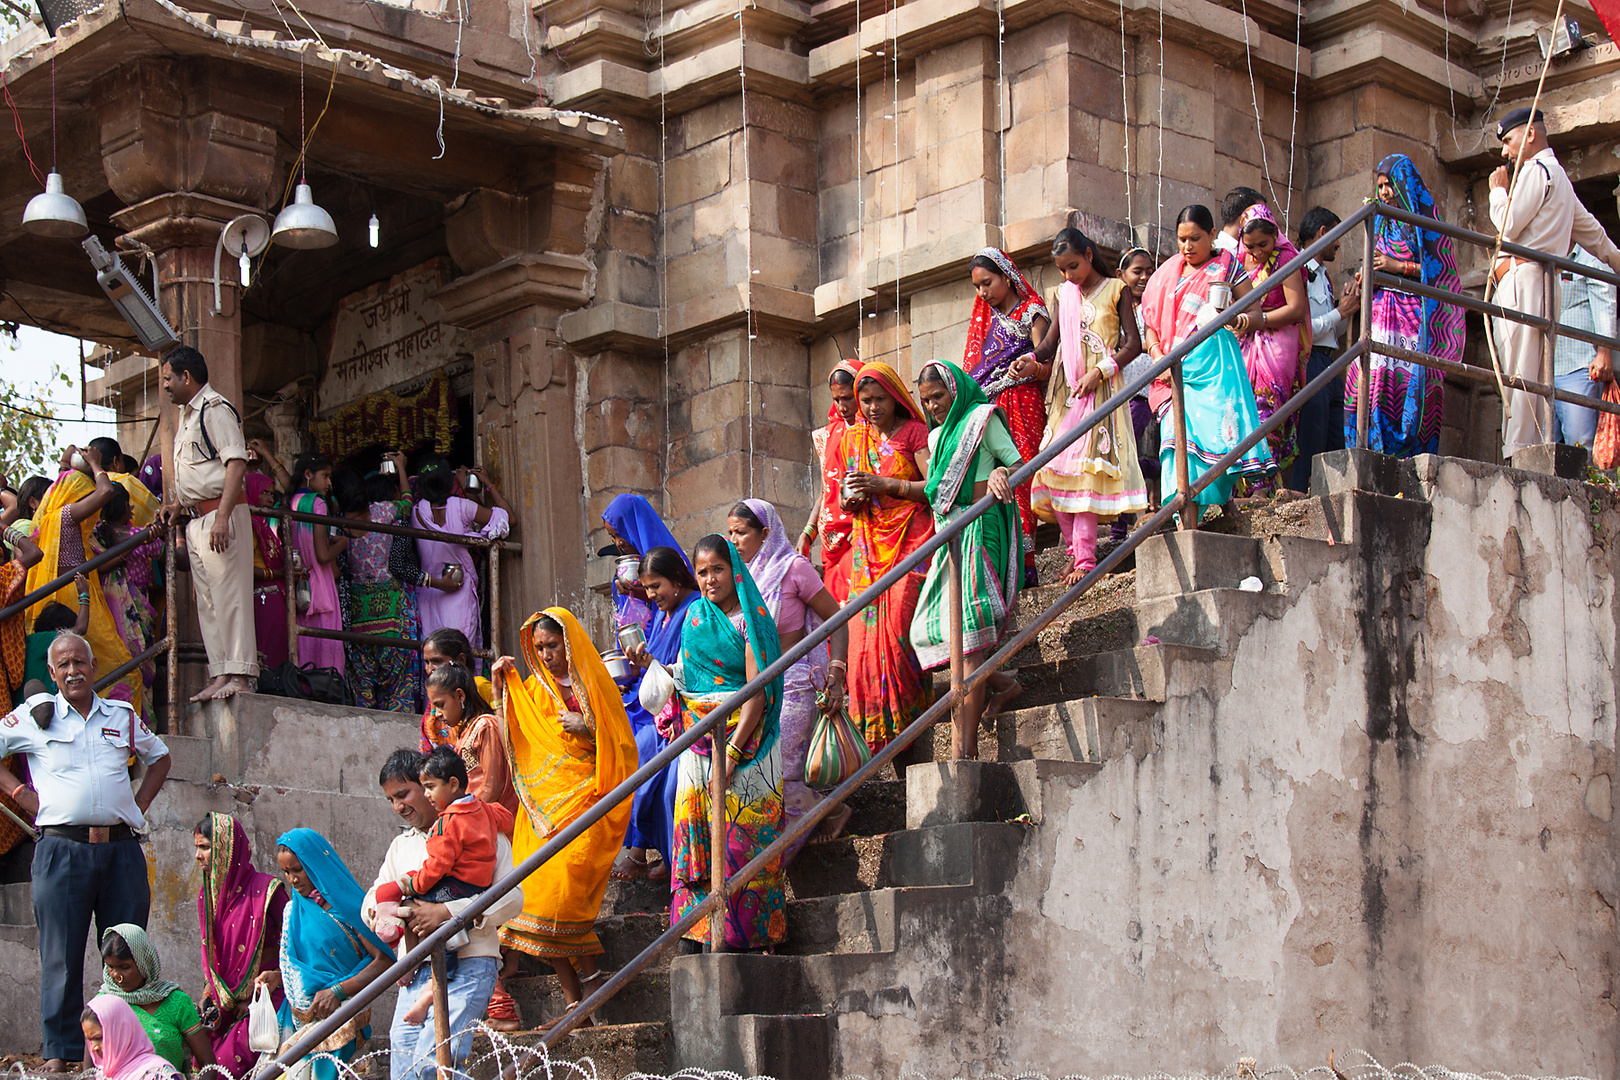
[602,494,693,881]
[616,546,701,880]
[258,829,391,1080]
[671,535,787,951]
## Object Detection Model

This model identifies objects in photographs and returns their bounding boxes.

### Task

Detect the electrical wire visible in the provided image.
[2,64,45,186]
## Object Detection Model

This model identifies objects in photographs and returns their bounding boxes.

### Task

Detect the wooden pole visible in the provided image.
[431,946,452,1080]
[1170,362,1193,529]
[1357,216,1375,449]
[709,724,727,952]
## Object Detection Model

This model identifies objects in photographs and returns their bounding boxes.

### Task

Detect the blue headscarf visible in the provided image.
[603,494,690,630]
[1373,154,1465,362]
[275,828,388,1014]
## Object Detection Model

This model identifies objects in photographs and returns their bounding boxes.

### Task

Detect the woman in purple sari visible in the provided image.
[411,457,511,651]
[194,813,288,1079]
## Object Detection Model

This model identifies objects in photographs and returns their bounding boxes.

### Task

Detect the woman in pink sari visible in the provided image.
[246,474,288,671]
[194,812,288,1079]
[1234,203,1312,491]
[411,457,511,650]
[84,994,183,1080]
[290,454,346,672]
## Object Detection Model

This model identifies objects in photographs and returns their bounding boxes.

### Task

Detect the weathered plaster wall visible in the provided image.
[830,459,1620,1077]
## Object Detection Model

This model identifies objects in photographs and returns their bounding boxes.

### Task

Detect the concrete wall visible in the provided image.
[0,694,419,1057]
[831,458,1620,1076]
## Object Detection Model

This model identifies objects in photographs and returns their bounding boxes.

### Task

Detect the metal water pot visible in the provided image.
[1208,282,1233,312]
[601,649,631,682]
[617,623,646,653]
[614,554,641,591]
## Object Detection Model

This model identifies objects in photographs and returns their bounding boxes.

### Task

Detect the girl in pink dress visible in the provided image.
[291,454,346,673]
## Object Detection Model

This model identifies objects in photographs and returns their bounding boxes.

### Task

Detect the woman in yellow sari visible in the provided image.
[26,446,153,714]
[493,608,636,1022]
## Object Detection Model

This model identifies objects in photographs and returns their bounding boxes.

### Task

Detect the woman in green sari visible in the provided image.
[909,360,1024,759]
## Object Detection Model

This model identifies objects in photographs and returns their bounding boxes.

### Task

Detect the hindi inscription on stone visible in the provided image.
[319,259,469,412]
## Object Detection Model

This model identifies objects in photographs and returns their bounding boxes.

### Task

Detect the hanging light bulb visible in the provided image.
[368,211,380,248]
[22,170,89,238]
[271,183,339,249]
[239,238,253,290]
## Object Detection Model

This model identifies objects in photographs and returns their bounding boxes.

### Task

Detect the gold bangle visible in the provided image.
[726,743,744,763]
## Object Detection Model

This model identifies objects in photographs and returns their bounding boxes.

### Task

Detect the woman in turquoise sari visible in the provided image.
[259,829,392,1080]
[910,360,1025,759]
[671,535,787,951]
[1139,204,1275,515]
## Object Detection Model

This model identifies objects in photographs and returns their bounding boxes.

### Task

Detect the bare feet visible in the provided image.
[809,802,853,846]
[1062,566,1090,587]
[190,675,231,702]
[216,675,255,698]
[40,1061,78,1074]
[611,850,648,882]
[982,675,1022,722]
[484,1014,523,1033]
[403,991,432,1026]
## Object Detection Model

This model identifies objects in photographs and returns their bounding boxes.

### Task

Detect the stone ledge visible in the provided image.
[549,38,811,114]
[559,300,665,354]
[1311,29,1485,105]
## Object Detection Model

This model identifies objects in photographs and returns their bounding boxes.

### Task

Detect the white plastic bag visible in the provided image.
[247,984,281,1052]
[639,659,675,715]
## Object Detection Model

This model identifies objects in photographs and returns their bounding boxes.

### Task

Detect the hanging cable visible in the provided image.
[739,0,756,495]
[1119,0,1133,235]
[1283,0,1301,229]
[996,0,1006,236]
[855,0,863,350]
[1237,0,1279,213]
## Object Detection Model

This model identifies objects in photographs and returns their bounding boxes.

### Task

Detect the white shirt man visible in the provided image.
[0,632,170,1071]
[1488,108,1620,458]
[363,751,524,1080]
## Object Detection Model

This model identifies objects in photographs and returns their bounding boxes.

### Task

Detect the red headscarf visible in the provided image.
[962,247,1049,382]
[815,359,863,557]
[243,473,282,569]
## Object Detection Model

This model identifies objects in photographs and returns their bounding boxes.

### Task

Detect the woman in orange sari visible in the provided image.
[841,362,935,765]
[494,608,636,1021]
[26,447,147,714]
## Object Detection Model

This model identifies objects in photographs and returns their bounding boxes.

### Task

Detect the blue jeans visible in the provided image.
[388,954,498,1080]
[32,835,151,1061]
[1554,369,1601,449]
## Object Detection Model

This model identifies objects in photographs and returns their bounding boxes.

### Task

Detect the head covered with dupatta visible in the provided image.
[602,494,689,568]
[853,361,925,427]
[683,537,784,739]
[916,360,1016,516]
[505,608,638,838]
[84,995,176,1080]
[826,359,862,425]
[962,248,1050,381]
[1372,153,1465,359]
[98,923,181,1007]
[1238,202,1301,275]
[273,828,388,1016]
[198,812,284,1011]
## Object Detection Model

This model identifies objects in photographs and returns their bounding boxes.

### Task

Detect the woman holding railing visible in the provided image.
[671,535,787,951]
[1141,205,1276,517]
[1345,153,1463,456]
[495,610,637,1018]
[290,454,348,674]
[1234,204,1313,491]
[841,363,936,765]
[90,485,164,709]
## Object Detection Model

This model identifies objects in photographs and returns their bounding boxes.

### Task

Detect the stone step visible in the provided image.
[0,880,30,925]
[1135,530,1264,600]
[782,886,960,957]
[503,968,672,1028]
[507,912,670,976]
[785,821,1027,898]
[1133,587,1291,653]
[1310,446,1426,499]
[466,1020,670,1080]
[1016,642,1221,707]
[841,778,906,836]
[988,696,1160,764]
[164,734,219,784]
[600,873,672,916]
[669,953,833,1076]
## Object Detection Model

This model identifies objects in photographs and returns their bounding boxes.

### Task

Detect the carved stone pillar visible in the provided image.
[436,169,603,642]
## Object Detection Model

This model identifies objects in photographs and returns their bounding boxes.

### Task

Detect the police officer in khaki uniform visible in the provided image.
[1488,106,1620,458]
[158,346,258,699]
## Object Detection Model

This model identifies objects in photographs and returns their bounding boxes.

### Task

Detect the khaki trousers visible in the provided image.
[186,503,259,677]
[1492,263,1560,459]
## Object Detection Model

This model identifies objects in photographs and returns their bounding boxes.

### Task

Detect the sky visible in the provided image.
[4,324,125,461]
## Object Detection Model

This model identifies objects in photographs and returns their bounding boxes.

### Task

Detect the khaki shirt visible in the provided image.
[1489,147,1620,273]
[173,383,246,507]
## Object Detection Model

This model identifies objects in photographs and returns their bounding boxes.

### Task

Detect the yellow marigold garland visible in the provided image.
[311,371,458,459]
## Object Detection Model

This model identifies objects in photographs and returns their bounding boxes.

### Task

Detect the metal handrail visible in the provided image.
[1374,201,1620,290]
[250,503,523,552]
[245,202,1375,1080]
[249,197,1620,1077]
[0,523,162,625]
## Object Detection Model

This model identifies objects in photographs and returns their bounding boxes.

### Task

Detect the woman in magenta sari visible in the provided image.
[964,248,1050,586]
[246,474,288,671]
[1234,203,1312,491]
[193,812,288,1079]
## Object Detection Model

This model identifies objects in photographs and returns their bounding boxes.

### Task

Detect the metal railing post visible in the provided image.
[430,946,452,1080]
[1170,359,1192,528]
[947,535,964,756]
[282,516,299,666]
[708,727,727,952]
[166,523,180,729]
[1357,216,1375,450]
[1542,262,1559,442]
[489,541,501,664]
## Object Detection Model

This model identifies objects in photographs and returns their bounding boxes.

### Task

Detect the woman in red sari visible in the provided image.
[964,248,1050,587]
[799,359,862,602]
[842,362,935,769]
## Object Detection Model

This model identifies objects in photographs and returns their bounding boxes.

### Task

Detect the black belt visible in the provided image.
[42,824,136,844]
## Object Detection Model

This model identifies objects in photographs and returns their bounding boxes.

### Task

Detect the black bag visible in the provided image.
[257,660,354,706]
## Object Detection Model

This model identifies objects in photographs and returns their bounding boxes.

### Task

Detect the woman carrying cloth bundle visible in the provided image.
[495,609,637,1018]
[194,812,288,1079]
[909,360,1026,759]
[671,535,788,951]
